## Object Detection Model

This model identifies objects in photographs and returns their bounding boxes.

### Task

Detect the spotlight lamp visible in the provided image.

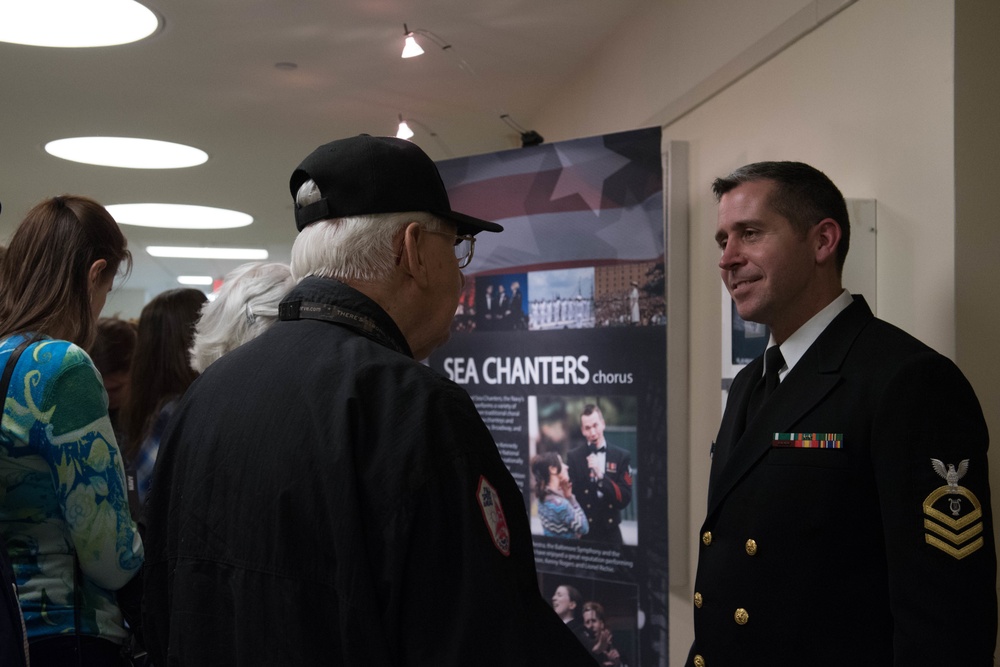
[500,114,544,147]
[396,114,415,140]
[401,34,423,58]
[401,23,451,58]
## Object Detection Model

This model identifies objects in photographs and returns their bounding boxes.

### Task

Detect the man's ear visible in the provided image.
[88,259,108,292]
[397,223,430,287]
[812,218,842,267]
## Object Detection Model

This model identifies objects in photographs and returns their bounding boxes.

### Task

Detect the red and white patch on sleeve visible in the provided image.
[476,475,511,556]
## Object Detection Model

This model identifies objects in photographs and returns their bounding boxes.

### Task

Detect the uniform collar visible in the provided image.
[768,289,852,381]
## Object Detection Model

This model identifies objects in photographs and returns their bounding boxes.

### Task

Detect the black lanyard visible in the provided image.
[0,337,34,399]
[278,300,407,356]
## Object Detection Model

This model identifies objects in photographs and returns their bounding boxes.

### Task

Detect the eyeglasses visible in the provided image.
[422,228,477,269]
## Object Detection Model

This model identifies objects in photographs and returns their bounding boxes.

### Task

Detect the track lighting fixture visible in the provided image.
[401,34,423,58]
[400,23,474,74]
[396,114,415,140]
[500,114,544,147]
[399,24,543,148]
[401,24,451,59]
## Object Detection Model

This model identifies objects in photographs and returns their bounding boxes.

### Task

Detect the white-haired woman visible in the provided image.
[189,262,295,373]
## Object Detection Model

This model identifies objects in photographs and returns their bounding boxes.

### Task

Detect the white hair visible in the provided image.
[290,179,446,283]
[189,261,295,373]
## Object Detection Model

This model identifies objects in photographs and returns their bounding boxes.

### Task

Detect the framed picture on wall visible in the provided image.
[720,281,768,384]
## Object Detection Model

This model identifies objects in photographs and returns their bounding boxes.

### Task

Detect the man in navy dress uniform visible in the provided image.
[567,404,633,544]
[688,161,996,666]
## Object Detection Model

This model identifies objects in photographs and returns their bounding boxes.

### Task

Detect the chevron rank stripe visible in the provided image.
[922,484,985,560]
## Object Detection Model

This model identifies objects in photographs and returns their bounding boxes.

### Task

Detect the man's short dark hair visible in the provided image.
[712,161,850,273]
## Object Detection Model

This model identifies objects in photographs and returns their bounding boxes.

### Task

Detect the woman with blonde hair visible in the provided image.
[0,195,143,665]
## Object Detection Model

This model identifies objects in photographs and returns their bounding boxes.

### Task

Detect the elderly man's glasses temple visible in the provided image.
[422,228,476,268]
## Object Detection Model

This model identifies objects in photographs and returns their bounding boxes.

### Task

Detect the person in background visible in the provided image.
[530,451,588,539]
[582,601,627,667]
[0,195,143,666]
[189,262,294,373]
[628,282,640,325]
[497,283,508,322]
[90,316,138,439]
[690,161,996,666]
[0,212,27,667]
[142,135,596,666]
[479,283,496,331]
[505,280,525,329]
[551,584,589,647]
[120,288,206,508]
[567,404,633,544]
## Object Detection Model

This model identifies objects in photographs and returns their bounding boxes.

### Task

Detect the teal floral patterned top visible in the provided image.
[0,334,143,643]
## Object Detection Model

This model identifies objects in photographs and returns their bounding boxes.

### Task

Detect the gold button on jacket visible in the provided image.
[745,538,758,556]
[701,531,712,546]
[693,655,705,667]
[734,608,749,625]
[693,592,703,608]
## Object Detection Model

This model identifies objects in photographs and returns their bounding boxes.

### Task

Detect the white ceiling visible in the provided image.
[0,0,646,302]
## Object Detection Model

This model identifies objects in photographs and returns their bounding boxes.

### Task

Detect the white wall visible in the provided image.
[102,287,146,321]
[529,1,998,664]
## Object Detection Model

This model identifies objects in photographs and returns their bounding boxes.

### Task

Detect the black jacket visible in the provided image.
[143,277,596,666]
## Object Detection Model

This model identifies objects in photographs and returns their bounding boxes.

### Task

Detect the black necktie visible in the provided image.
[746,346,784,422]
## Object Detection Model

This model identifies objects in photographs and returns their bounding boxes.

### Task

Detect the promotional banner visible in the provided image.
[431,126,668,666]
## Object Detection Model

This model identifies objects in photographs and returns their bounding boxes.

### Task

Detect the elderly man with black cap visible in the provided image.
[142,136,597,666]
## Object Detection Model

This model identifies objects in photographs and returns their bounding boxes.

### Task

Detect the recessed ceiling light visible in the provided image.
[146,247,269,260]
[0,0,159,48]
[46,137,208,169]
[177,276,213,286]
[108,204,251,230]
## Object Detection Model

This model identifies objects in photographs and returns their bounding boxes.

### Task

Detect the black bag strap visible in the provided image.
[0,337,33,665]
[0,338,33,400]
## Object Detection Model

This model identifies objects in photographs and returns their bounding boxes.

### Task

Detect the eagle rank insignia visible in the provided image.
[923,458,984,560]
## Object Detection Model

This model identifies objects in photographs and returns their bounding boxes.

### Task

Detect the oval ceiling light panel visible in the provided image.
[46,137,208,169]
[108,204,252,230]
[146,247,269,260]
[177,276,214,286]
[0,0,159,48]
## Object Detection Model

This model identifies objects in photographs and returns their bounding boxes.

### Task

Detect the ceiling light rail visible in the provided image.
[500,113,544,148]
[401,23,451,58]
[398,23,542,148]
[400,23,475,75]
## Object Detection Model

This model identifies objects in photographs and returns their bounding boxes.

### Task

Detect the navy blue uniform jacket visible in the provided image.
[689,295,996,666]
[567,444,632,543]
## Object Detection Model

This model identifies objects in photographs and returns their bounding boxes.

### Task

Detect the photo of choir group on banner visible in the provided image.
[451,261,665,335]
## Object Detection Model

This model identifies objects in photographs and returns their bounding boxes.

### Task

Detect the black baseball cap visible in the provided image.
[289,135,503,235]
